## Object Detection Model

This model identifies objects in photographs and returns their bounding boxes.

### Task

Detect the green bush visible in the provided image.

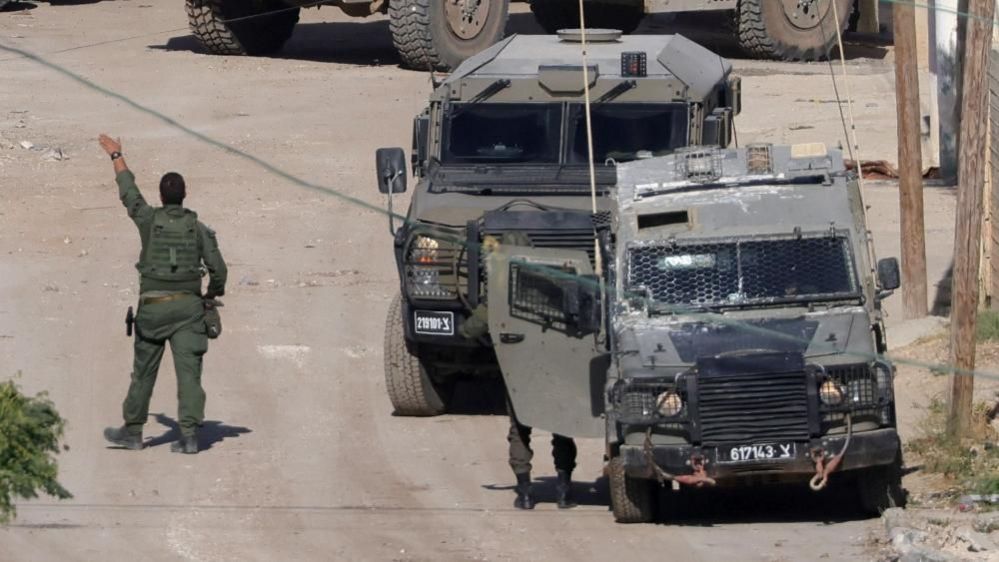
[0,378,71,524]
[975,309,999,342]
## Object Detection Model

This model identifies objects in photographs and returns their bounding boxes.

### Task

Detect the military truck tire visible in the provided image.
[529,0,644,35]
[608,457,656,523]
[856,449,907,514]
[389,0,510,71]
[186,0,300,56]
[384,295,450,416]
[0,1,11,11]
[736,0,852,61]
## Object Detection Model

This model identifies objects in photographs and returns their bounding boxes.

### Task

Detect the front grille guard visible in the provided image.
[813,362,894,428]
[403,226,465,301]
[610,378,690,435]
[612,361,895,443]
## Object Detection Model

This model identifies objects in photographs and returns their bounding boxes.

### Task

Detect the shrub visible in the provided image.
[0,378,71,524]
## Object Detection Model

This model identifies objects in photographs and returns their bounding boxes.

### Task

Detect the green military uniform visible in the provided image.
[117,170,227,438]
[459,232,577,508]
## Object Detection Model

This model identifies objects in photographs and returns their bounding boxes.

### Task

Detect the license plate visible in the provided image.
[413,310,454,336]
[718,442,796,464]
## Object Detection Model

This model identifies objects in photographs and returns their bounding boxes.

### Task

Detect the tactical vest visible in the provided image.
[137,208,203,282]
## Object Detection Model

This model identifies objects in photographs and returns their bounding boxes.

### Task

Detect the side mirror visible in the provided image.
[376,147,407,194]
[877,257,901,292]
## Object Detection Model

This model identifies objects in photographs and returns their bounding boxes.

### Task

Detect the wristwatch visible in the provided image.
[110,151,122,161]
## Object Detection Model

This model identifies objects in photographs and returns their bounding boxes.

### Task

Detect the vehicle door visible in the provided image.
[487,245,606,438]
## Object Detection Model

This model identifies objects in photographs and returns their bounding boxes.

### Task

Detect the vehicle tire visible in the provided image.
[856,449,907,514]
[608,456,656,523]
[384,294,450,416]
[530,0,644,35]
[389,0,510,71]
[0,1,11,11]
[186,0,300,56]
[736,0,852,61]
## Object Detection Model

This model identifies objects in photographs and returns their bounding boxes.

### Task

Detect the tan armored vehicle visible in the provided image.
[184,0,864,70]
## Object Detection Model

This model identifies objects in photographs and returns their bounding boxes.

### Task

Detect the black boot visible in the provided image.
[103,426,143,450]
[513,473,535,510]
[170,433,198,454]
[556,469,576,509]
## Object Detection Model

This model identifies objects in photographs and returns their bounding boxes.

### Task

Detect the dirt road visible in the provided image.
[0,2,958,561]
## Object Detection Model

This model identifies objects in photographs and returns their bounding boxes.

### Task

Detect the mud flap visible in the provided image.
[487,245,605,438]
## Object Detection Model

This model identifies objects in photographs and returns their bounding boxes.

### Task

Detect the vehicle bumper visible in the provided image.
[619,428,900,481]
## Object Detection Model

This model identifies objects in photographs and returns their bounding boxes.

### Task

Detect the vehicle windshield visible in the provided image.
[439,102,692,167]
[627,235,860,309]
[441,103,562,164]
[569,103,689,164]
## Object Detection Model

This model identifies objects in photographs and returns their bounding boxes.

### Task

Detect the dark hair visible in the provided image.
[159,172,186,205]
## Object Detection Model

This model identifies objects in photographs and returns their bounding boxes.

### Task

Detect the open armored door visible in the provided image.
[487,245,606,438]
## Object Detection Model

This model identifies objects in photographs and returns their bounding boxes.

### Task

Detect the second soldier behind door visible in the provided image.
[460,233,578,510]
[99,134,227,454]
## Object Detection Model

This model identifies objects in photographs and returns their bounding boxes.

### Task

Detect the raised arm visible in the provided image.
[99,134,153,224]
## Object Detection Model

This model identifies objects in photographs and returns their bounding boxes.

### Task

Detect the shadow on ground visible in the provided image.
[153,20,401,67]
[1,1,37,12]
[483,475,610,509]
[144,413,252,451]
[483,472,879,524]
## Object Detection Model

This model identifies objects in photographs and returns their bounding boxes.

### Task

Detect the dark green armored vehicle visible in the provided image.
[487,143,906,523]
[375,31,741,415]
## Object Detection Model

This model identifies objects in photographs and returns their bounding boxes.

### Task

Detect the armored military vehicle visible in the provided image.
[184,0,868,70]
[375,31,741,415]
[487,143,905,523]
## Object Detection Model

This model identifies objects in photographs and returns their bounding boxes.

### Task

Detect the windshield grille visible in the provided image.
[627,234,858,307]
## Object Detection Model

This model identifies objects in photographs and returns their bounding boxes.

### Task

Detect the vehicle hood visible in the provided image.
[613,307,874,373]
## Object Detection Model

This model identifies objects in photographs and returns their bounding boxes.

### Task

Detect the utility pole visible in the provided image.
[949,0,997,437]
[894,1,928,318]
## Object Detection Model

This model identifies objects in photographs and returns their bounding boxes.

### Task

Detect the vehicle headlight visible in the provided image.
[655,391,684,417]
[819,380,845,406]
[405,234,458,299]
[411,236,440,264]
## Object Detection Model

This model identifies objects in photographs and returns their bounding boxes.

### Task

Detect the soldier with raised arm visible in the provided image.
[98,134,227,454]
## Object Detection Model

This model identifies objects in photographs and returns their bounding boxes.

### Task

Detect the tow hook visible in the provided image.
[643,429,717,488]
[809,414,853,491]
[676,455,717,488]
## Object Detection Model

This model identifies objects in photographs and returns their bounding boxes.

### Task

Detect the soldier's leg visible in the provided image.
[506,395,536,509]
[506,395,533,475]
[122,335,167,434]
[169,322,208,437]
[552,434,578,509]
[551,434,578,474]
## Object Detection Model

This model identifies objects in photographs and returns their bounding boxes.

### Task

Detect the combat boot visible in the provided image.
[103,426,143,450]
[170,433,198,454]
[555,469,576,509]
[513,473,535,510]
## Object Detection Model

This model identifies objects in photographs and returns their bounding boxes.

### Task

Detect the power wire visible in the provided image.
[2,11,999,384]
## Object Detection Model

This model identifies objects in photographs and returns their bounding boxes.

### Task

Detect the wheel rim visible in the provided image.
[444,0,491,40]
[779,0,834,32]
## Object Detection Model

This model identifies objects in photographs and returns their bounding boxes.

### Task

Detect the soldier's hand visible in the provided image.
[98,134,122,156]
